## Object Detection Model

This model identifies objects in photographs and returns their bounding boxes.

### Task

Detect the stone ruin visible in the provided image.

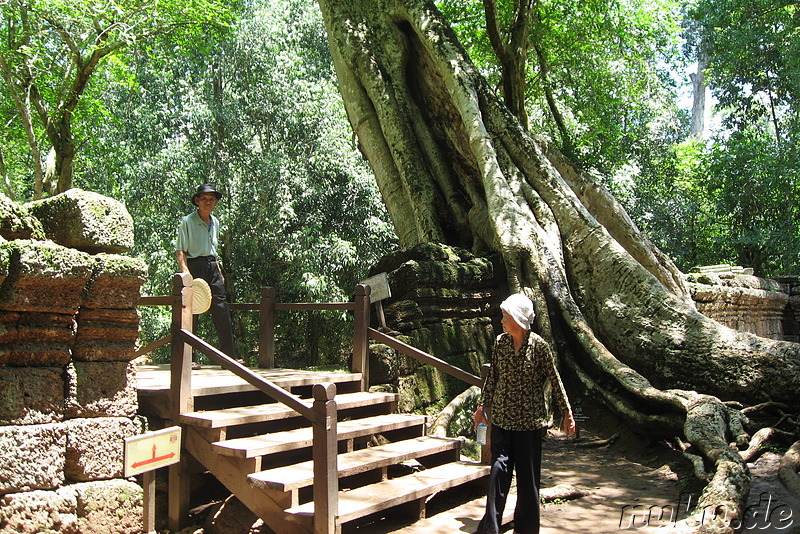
[366,243,506,412]
[368,246,800,413]
[0,189,147,534]
[687,265,800,342]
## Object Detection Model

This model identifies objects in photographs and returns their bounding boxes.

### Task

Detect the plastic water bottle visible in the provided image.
[476,422,487,445]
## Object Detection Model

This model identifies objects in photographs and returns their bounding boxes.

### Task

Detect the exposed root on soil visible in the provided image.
[540,484,590,502]
[778,440,800,498]
[573,434,619,448]
[428,385,480,438]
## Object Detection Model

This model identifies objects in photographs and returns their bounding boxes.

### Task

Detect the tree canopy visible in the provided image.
[73,0,396,366]
[0,0,231,199]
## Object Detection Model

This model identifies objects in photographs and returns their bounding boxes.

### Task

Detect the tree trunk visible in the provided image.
[482,0,532,130]
[690,45,708,139]
[315,0,800,530]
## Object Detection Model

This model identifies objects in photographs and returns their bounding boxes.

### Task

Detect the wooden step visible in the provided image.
[180,391,398,428]
[248,436,461,491]
[213,413,426,458]
[284,461,489,524]
[136,365,363,397]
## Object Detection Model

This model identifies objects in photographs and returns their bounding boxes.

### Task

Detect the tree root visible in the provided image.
[428,385,480,438]
[574,433,619,448]
[778,440,800,499]
[740,401,792,415]
[540,484,590,502]
[739,427,778,462]
[683,451,711,482]
[667,393,751,534]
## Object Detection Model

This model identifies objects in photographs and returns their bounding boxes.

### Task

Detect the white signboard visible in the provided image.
[360,272,391,302]
[124,426,182,477]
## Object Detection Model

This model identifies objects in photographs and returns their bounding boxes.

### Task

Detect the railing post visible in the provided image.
[312,382,338,534]
[169,272,194,532]
[352,284,370,392]
[259,287,276,368]
[170,272,195,420]
[480,363,491,465]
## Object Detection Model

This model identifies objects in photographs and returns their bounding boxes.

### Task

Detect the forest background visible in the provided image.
[1,0,798,373]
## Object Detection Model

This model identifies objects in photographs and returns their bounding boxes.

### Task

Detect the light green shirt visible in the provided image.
[175,211,220,258]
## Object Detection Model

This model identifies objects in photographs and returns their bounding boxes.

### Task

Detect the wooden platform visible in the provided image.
[136,364,362,396]
[135,364,363,420]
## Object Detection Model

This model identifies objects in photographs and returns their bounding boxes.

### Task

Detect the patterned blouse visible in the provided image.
[482,331,571,431]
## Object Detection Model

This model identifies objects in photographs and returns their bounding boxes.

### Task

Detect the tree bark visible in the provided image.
[690,45,708,139]
[482,0,532,130]
[315,0,800,530]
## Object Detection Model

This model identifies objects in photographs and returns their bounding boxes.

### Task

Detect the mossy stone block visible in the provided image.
[0,240,92,314]
[26,189,134,253]
[0,192,45,241]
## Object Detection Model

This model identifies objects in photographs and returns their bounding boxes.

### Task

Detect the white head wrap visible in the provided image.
[500,293,535,331]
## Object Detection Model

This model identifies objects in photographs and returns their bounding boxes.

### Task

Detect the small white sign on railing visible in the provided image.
[360,272,392,329]
[360,272,391,302]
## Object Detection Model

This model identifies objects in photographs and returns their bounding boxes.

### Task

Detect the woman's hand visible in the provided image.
[561,410,576,437]
[473,404,489,426]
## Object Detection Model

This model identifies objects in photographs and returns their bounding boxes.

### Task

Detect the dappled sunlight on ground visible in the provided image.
[349,424,695,533]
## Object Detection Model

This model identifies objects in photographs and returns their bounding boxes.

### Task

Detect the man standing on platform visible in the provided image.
[175,183,237,363]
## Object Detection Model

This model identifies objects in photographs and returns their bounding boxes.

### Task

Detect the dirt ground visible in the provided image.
[344,423,697,534]
[187,416,800,534]
[357,426,800,534]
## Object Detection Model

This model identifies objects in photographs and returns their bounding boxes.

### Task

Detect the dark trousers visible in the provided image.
[478,425,544,534]
[186,256,236,358]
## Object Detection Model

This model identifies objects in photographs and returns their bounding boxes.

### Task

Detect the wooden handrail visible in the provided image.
[138,292,358,365]
[187,302,356,312]
[178,328,322,426]
[167,276,339,534]
[368,327,482,388]
[139,295,175,306]
[134,334,172,357]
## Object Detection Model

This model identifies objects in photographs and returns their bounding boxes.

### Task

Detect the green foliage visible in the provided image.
[438,0,686,175]
[678,0,800,275]
[701,128,800,275]
[0,0,233,198]
[76,0,396,366]
[436,0,799,277]
[685,0,799,136]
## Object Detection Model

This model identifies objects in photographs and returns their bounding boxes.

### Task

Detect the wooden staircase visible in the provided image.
[148,367,489,533]
[136,279,491,533]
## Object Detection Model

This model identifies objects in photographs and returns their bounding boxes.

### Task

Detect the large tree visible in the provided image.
[316,0,800,531]
[0,0,230,199]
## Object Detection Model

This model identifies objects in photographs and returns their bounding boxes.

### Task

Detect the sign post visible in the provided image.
[360,272,391,329]
[124,426,182,534]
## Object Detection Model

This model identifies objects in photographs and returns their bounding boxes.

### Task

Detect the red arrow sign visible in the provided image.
[124,426,182,477]
[131,451,176,469]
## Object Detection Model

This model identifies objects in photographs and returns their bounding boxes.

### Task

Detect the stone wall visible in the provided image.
[0,189,147,534]
[366,243,506,413]
[688,272,800,342]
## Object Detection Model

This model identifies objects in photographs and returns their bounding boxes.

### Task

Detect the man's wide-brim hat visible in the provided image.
[192,183,223,205]
[192,278,212,314]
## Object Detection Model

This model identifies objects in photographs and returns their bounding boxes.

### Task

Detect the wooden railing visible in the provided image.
[368,327,482,388]
[136,285,371,380]
[164,273,350,534]
[138,273,484,533]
